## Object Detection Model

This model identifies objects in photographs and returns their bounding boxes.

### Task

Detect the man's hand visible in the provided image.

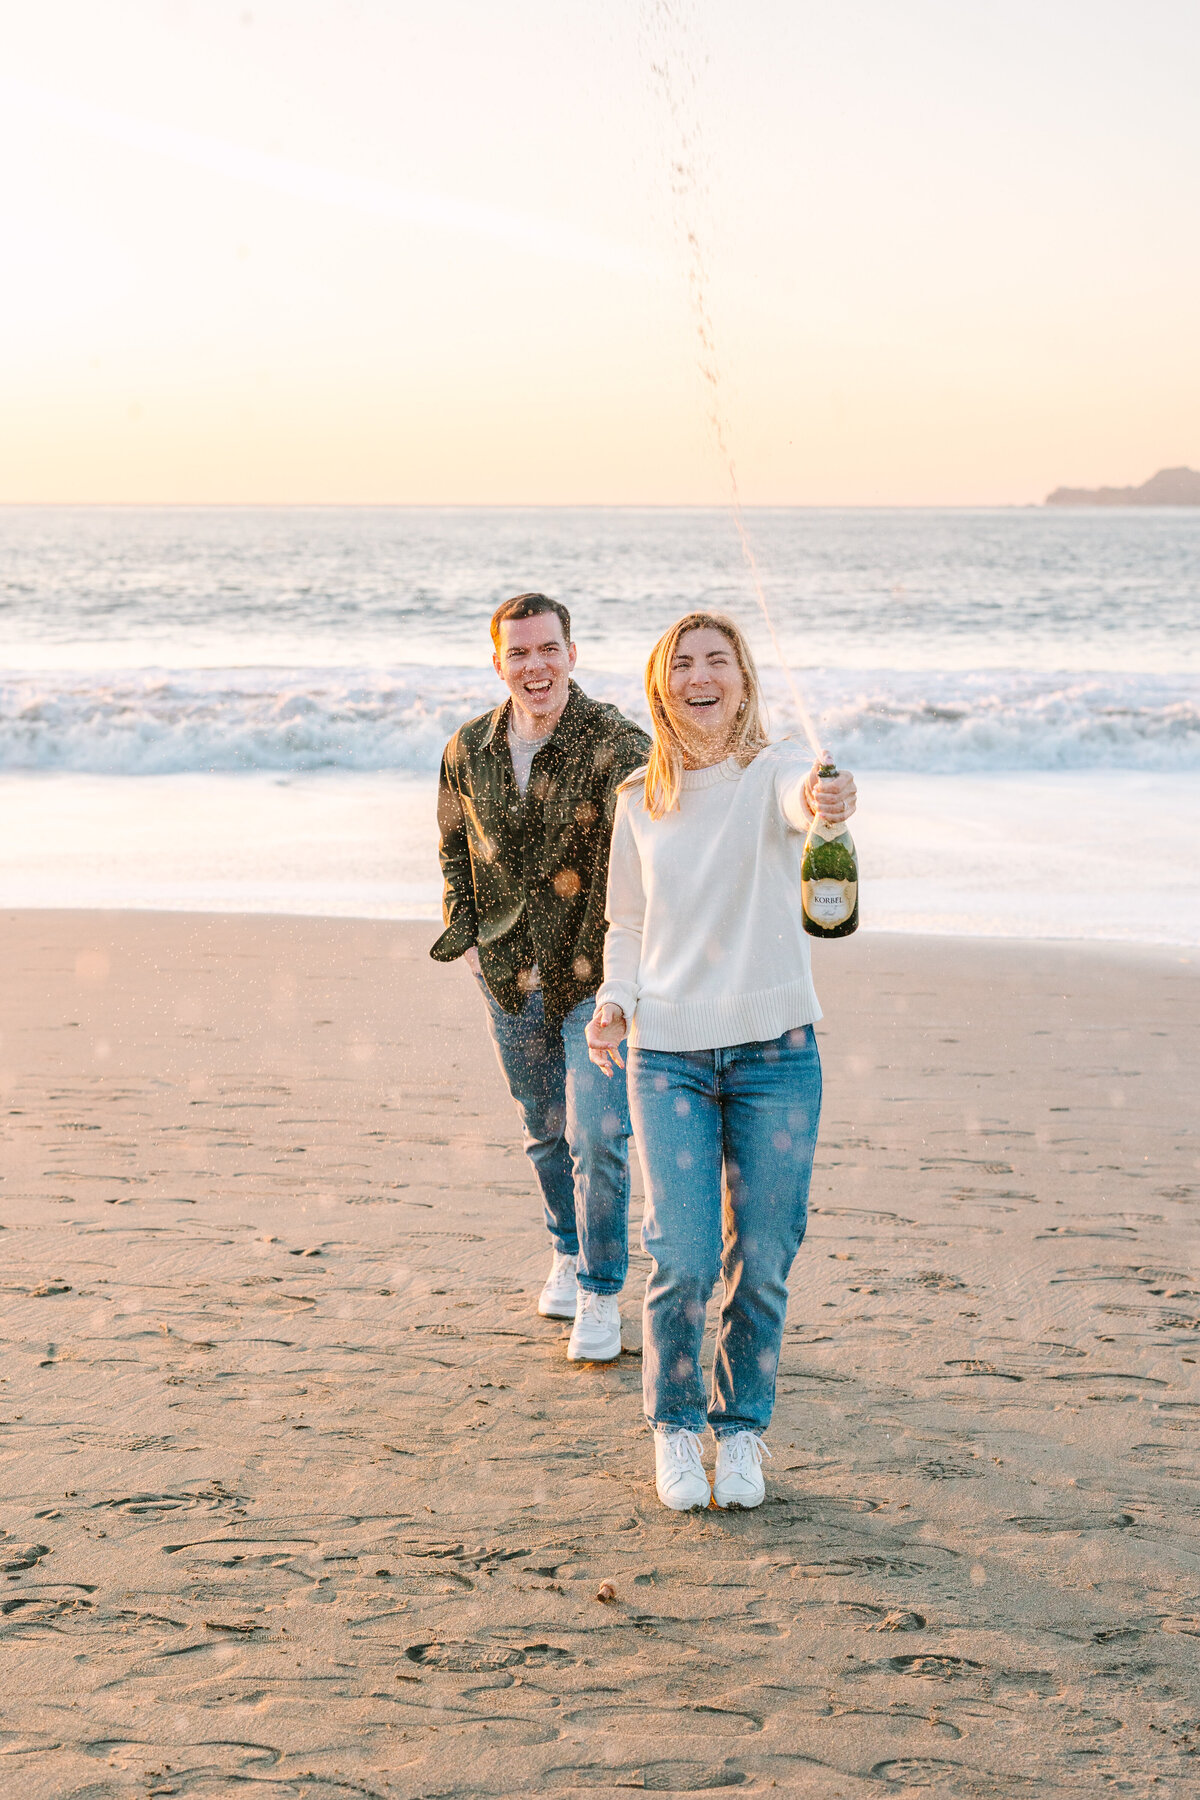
[585,1003,627,1077]
[464,945,481,976]
[804,762,857,827]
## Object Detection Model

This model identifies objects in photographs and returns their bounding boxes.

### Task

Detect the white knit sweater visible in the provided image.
[596,744,822,1053]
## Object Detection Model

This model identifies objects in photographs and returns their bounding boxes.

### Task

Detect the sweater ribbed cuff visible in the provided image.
[594,979,637,1024]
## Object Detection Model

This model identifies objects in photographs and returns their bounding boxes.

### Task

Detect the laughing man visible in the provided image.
[431,593,650,1360]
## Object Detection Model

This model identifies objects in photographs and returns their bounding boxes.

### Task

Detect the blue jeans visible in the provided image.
[628,1025,822,1436]
[476,980,631,1294]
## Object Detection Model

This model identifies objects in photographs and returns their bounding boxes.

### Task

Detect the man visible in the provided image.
[431,592,650,1361]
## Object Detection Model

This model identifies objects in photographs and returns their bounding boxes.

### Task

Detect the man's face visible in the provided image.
[493,612,577,727]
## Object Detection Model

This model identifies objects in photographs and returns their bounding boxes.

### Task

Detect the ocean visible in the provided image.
[2,504,1198,943]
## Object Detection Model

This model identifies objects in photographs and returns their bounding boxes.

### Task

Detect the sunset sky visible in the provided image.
[3,0,1198,505]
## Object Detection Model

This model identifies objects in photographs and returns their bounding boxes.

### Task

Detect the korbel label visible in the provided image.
[803,878,856,925]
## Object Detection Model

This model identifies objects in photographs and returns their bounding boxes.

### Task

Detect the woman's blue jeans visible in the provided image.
[628,1025,822,1437]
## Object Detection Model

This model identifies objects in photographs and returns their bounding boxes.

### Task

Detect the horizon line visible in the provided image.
[0,499,1058,511]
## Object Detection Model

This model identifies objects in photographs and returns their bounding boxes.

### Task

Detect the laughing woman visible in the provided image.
[585,613,856,1511]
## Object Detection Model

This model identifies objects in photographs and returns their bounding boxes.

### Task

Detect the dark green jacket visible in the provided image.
[431,682,650,1024]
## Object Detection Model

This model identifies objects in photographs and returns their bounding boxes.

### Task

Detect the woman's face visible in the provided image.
[667,626,746,749]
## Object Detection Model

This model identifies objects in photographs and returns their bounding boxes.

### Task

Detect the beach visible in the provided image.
[2,910,1198,1797]
[9,0,1200,1789]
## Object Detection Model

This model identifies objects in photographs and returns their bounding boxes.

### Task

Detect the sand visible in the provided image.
[1,911,1198,1799]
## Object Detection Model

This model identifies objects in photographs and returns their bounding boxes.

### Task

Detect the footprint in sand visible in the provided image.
[404,1640,573,1672]
[870,1757,1036,1796]
[0,1543,51,1572]
[539,1760,746,1791]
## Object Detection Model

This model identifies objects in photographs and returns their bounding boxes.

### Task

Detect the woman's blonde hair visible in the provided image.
[640,611,770,819]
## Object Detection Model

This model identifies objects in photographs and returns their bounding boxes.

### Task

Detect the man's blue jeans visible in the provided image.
[476,980,631,1295]
[628,1025,822,1436]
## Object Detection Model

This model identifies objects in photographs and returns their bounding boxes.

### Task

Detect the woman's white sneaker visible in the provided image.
[654,1430,711,1510]
[538,1249,579,1319]
[713,1432,770,1508]
[567,1289,622,1361]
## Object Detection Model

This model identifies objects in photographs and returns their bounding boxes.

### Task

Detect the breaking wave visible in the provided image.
[1,665,1198,776]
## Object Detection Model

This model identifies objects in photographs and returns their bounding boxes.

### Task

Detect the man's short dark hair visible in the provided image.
[490,592,572,653]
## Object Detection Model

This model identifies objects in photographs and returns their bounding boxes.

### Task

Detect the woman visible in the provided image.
[585,613,856,1511]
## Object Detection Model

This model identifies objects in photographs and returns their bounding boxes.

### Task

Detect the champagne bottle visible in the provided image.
[802,761,859,939]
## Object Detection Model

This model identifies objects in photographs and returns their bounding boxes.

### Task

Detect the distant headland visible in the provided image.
[1045,466,1200,506]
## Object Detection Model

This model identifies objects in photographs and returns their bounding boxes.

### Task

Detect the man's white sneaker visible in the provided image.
[538,1250,579,1320]
[567,1289,622,1361]
[713,1432,771,1509]
[654,1430,711,1511]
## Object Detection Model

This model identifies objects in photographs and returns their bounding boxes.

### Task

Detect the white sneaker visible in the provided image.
[654,1430,711,1511]
[538,1249,579,1319]
[713,1432,771,1509]
[567,1289,622,1362]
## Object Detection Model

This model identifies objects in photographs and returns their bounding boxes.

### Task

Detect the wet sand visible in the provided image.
[1,912,1198,1799]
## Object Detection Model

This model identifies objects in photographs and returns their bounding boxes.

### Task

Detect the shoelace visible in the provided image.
[663,1431,706,1473]
[578,1289,609,1317]
[723,1433,772,1473]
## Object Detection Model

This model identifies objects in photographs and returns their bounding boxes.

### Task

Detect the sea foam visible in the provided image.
[1,666,1197,776]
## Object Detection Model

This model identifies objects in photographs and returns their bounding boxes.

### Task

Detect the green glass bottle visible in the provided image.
[802,762,859,939]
